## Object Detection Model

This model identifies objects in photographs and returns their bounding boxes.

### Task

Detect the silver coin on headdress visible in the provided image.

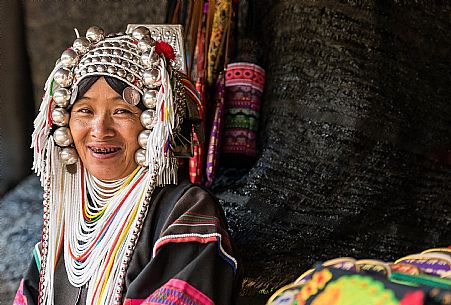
[122,87,141,106]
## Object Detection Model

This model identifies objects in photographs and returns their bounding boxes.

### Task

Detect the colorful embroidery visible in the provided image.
[311,275,400,305]
[143,279,214,305]
[13,279,28,305]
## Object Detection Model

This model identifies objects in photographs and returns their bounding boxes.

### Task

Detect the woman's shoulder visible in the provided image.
[158,179,224,219]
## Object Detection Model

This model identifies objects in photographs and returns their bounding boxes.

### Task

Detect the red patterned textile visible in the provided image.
[142,279,214,305]
[222,62,265,157]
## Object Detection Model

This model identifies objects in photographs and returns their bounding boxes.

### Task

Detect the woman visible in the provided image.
[13,25,240,305]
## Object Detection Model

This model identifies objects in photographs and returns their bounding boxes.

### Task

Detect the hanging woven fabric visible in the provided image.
[204,0,233,187]
[205,73,226,187]
[189,1,209,184]
[222,62,265,158]
[221,0,266,164]
[206,0,232,87]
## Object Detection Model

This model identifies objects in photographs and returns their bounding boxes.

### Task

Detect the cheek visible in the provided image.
[69,118,87,145]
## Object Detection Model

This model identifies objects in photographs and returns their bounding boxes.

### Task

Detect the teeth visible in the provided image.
[91,147,120,154]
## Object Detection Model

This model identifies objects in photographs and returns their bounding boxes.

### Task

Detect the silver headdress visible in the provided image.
[32,25,203,186]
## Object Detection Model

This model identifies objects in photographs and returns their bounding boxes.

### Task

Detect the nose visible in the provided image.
[90,113,115,139]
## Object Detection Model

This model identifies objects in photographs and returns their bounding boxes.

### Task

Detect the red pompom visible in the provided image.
[155,41,176,61]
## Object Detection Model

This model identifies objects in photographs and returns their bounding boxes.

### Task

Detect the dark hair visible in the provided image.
[75,76,145,110]
[77,76,127,97]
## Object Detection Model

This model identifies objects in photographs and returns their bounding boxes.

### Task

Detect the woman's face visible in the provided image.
[69,77,143,180]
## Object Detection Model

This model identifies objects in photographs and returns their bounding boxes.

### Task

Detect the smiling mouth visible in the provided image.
[89,147,121,154]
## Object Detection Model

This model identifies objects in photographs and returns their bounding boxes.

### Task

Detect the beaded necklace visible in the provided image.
[39,145,158,305]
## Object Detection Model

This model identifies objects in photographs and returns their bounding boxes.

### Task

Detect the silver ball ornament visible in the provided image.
[142,90,158,108]
[60,147,79,165]
[73,37,91,54]
[53,68,73,87]
[140,109,156,129]
[143,69,161,88]
[132,26,151,41]
[135,149,148,167]
[53,127,73,147]
[141,51,159,68]
[138,130,151,149]
[137,38,156,52]
[60,48,79,68]
[86,26,105,43]
[53,88,71,107]
[51,108,70,126]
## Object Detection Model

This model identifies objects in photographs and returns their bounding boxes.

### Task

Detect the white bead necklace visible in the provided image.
[63,165,150,305]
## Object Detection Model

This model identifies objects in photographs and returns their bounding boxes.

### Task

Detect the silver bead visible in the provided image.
[137,38,156,52]
[143,69,161,88]
[132,26,151,40]
[87,65,95,73]
[100,56,110,63]
[142,90,158,108]
[80,68,87,76]
[107,66,117,74]
[73,37,90,54]
[111,57,121,64]
[135,148,148,167]
[91,56,100,63]
[117,69,126,78]
[140,109,156,129]
[51,108,70,126]
[53,88,71,107]
[122,61,130,69]
[138,130,151,149]
[86,26,105,43]
[84,57,92,64]
[60,147,79,165]
[112,49,123,56]
[102,48,112,55]
[96,64,106,72]
[53,68,73,87]
[53,127,73,147]
[141,51,159,68]
[60,48,79,68]
[126,74,135,83]
[123,52,132,60]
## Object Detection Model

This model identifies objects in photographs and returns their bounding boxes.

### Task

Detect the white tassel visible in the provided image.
[146,58,178,186]
[31,62,63,185]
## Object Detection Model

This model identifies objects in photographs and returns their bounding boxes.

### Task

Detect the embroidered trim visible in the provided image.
[143,279,214,305]
[153,233,238,272]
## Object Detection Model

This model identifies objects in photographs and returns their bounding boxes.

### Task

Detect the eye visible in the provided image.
[114,108,132,115]
[74,107,92,114]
